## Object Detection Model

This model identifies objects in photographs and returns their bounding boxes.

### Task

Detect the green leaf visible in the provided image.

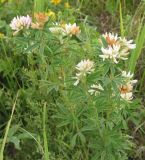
[0,20,6,28]
[70,134,77,148]
[105,0,118,15]
[78,132,86,144]
[8,136,21,150]
[8,125,20,138]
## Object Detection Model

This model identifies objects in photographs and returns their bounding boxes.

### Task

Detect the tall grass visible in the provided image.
[0,92,19,160]
[119,0,124,37]
[34,0,45,12]
[129,25,145,72]
[126,1,145,73]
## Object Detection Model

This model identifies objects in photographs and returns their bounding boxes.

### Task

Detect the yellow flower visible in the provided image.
[0,33,4,39]
[64,2,70,8]
[46,10,56,19]
[51,0,61,5]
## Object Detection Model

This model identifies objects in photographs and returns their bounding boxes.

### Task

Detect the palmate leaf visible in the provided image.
[70,132,86,149]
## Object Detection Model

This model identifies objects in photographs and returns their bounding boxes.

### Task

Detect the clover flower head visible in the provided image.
[119,37,136,50]
[120,71,137,101]
[31,12,48,30]
[103,32,119,46]
[122,71,138,84]
[88,83,104,96]
[49,27,65,34]
[75,59,95,74]
[64,23,81,36]
[120,92,133,101]
[34,12,48,24]
[118,49,130,60]
[100,33,136,63]
[122,71,133,79]
[49,22,65,35]
[120,83,134,101]
[99,45,120,63]
[10,15,32,33]
[74,59,95,86]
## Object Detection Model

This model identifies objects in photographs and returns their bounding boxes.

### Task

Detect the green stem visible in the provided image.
[43,102,49,160]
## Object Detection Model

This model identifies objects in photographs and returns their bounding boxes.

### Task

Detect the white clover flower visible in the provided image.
[119,37,136,50]
[122,71,138,84]
[49,27,65,34]
[119,83,133,101]
[100,32,136,63]
[73,59,95,86]
[88,83,104,96]
[102,32,119,46]
[64,23,81,36]
[118,48,130,60]
[99,45,120,63]
[49,22,65,35]
[10,15,32,33]
[122,71,133,79]
[49,23,81,37]
[119,71,137,101]
[120,92,133,101]
[75,59,95,74]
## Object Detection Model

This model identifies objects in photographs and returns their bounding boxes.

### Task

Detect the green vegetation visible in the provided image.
[0,0,145,160]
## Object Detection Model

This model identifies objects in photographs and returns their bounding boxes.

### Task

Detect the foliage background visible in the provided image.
[0,0,145,160]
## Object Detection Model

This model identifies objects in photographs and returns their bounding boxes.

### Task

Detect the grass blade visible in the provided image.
[43,102,49,160]
[119,0,124,37]
[129,25,145,72]
[34,0,45,12]
[0,91,19,160]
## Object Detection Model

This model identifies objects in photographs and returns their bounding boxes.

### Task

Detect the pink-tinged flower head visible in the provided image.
[10,15,32,33]
[100,32,136,63]
[64,23,81,36]
[103,32,119,46]
[119,71,137,101]
[120,92,133,101]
